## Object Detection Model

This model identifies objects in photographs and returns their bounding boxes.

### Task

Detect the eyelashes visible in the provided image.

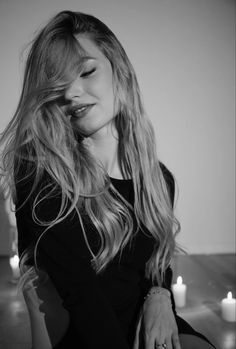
[81,68,96,78]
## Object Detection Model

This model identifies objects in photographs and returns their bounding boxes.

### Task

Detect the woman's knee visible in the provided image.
[179,333,216,349]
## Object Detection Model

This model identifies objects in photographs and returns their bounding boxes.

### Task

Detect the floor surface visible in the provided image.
[0,253,235,349]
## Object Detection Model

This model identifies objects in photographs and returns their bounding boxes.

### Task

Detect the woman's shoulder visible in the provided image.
[159,161,174,184]
[159,161,175,205]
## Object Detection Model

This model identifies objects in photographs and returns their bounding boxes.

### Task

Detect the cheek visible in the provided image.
[96,80,115,113]
[106,86,115,111]
[104,75,116,112]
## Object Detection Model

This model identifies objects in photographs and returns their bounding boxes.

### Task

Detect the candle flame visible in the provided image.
[227,292,232,300]
[177,276,183,285]
[9,254,19,269]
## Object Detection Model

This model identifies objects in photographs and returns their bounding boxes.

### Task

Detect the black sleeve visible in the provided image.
[159,162,178,315]
[15,169,130,349]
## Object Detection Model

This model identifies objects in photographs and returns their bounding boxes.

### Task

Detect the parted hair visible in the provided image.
[0,10,180,285]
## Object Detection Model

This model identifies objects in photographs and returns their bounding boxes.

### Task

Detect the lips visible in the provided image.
[67,104,94,118]
[71,104,95,118]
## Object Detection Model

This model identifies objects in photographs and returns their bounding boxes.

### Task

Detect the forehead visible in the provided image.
[76,36,107,64]
[46,34,110,81]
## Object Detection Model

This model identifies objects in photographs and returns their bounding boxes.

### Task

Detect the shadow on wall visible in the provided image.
[0,186,13,256]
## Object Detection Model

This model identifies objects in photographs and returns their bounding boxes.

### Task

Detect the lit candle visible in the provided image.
[9,254,20,280]
[221,292,236,322]
[172,276,187,307]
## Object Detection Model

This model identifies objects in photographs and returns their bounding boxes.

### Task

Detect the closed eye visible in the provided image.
[81,68,96,78]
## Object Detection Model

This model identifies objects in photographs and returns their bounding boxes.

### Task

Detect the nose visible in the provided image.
[64,77,84,102]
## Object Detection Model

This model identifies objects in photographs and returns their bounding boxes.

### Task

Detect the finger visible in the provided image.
[155,335,172,349]
[165,336,173,349]
[154,328,167,349]
[133,317,141,349]
[145,334,155,349]
[172,332,182,349]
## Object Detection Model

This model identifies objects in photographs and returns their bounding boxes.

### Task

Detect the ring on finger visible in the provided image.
[155,343,167,348]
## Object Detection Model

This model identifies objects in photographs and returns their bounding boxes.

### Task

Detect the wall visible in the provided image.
[0,0,235,255]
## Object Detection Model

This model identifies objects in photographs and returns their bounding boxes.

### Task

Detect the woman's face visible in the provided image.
[64,36,116,137]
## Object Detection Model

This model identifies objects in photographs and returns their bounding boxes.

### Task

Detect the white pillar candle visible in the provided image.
[9,254,20,280]
[221,292,236,322]
[172,276,187,307]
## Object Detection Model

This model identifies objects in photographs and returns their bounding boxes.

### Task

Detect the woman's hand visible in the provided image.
[133,287,181,349]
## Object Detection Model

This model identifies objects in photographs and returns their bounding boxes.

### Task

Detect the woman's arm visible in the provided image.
[133,287,181,349]
[133,162,181,349]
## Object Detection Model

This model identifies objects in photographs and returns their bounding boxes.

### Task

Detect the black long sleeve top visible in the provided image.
[15,162,176,348]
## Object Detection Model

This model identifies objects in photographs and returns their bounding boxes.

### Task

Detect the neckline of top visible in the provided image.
[109,176,132,182]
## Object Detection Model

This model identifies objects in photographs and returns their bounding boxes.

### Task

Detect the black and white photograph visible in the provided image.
[0,0,235,348]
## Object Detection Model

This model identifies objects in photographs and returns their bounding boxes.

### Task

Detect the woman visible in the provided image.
[0,10,216,349]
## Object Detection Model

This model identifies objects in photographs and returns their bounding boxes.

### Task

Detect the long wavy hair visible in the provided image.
[0,10,180,285]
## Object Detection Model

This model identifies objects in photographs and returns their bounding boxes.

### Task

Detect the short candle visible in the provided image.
[172,276,187,307]
[221,292,236,322]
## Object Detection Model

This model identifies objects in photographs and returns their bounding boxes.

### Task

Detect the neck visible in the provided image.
[83,123,123,178]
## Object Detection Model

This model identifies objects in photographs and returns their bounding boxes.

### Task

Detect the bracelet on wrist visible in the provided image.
[144,286,171,301]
